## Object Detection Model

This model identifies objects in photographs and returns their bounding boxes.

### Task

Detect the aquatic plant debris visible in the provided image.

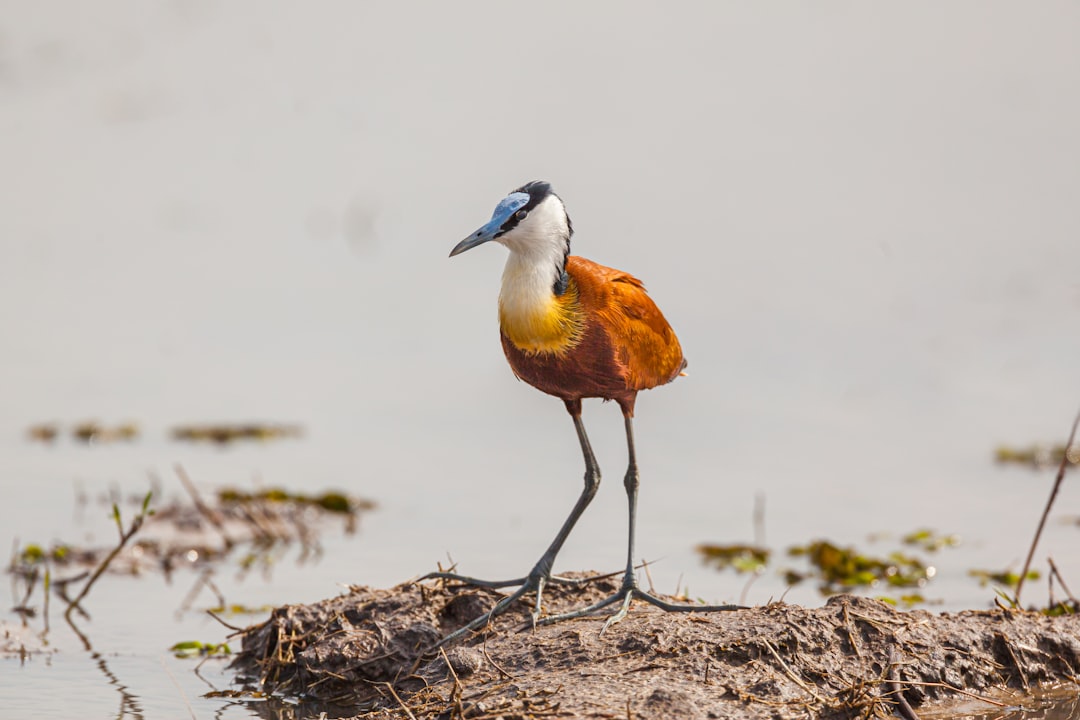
[71,421,139,444]
[24,420,140,444]
[170,640,231,658]
[228,576,1080,719]
[696,543,770,574]
[968,569,1041,588]
[699,533,950,604]
[25,420,304,445]
[171,423,303,444]
[995,443,1080,470]
[7,481,374,639]
[902,528,961,553]
[787,540,934,594]
[217,487,368,514]
[25,423,58,443]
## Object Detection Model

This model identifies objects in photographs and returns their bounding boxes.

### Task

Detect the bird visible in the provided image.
[431,180,740,643]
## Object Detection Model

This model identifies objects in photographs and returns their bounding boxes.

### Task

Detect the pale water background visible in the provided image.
[1,2,1079,718]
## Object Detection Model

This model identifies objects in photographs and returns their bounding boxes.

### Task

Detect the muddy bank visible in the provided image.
[230,574,1080,719]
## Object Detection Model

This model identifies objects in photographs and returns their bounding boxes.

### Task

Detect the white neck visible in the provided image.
[496,194,570,317]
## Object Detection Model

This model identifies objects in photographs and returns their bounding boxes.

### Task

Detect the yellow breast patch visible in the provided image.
[498,282,585,355]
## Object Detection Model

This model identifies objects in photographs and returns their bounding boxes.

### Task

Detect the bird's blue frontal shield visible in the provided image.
[449,191,530,257]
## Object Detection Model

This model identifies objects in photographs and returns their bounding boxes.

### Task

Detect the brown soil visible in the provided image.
[230,574,1080,719]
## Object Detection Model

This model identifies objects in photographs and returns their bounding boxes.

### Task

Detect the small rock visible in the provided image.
[440,592,494,627]
[445,646,485,677]
[641,688,703,720]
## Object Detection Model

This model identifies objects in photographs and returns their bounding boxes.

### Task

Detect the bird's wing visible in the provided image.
[606,275,686,390]
[568,257,686,391]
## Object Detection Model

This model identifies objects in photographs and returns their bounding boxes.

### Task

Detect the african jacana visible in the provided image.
[433,181,739,642]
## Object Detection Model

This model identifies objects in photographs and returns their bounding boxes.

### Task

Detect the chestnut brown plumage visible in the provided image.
[430,181,739,645]
[500,256,687,411]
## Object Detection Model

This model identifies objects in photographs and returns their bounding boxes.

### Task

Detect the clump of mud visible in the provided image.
[230,574,1080,719]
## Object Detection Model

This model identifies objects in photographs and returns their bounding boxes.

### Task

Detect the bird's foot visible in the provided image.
[424,565,626,647]
[428,568,550,648]
[420,569,605,590]
[536,575,744,634]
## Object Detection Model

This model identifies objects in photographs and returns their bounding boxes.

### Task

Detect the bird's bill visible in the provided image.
[449,190,530,257]
[449,221,499,257]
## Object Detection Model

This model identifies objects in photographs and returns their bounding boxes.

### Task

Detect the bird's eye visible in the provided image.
[516,210,528,220]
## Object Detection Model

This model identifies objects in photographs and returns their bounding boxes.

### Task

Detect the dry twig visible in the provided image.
[64,492,153,622]
[761,639,829,704]
[886,646,921,720]
[1015,409,1080,605]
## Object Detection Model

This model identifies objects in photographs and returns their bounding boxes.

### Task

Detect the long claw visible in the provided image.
[422,567,629,645]
[530,575,547,629]
[427,567,557,647]
[420,571,529,589]
[428,569,743,648]
[600,592,634,634]
[537,583,744,630]
[421,570,614,590]
[534,592,622,626]
[434,585,529,648]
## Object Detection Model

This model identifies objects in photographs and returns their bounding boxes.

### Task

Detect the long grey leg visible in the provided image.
[536,400,744,633]
[531,399,602,579]
[429,398,603,646]
[600,411,642,629]
[623,411,640,579]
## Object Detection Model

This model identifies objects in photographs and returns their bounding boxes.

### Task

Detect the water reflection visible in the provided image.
[928,689,1080,720]
[66,616,145,720]
[3,474,370,720]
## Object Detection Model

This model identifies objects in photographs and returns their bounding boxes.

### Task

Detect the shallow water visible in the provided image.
[2,2,1079,718]
[926,686,1080,720]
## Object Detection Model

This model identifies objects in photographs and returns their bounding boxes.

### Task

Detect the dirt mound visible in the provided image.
[230,574,1080,718]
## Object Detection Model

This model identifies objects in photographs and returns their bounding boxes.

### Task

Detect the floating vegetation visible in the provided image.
[26,421,139,444]
[217,487,370,515]
[1042,602,1077,617]
[1042,558,1080,616]
[11,514,158,581]
[26,420,307,446]
[171,423,303,445]
[699,529,954,604]
[170,640,231,658]
[968,568,1040,588]
[901,528,961,553]
[72,421,139,444]
[8,470,376,632]
[206,603,274,616]
[12,491,160,641]
[17,544,70,565]
[203,689,267,700]
[696,543,770,574]
[995,443,1079,470]
[26,423,59,443]
[787,541,933,595]
[875,593,929,608]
